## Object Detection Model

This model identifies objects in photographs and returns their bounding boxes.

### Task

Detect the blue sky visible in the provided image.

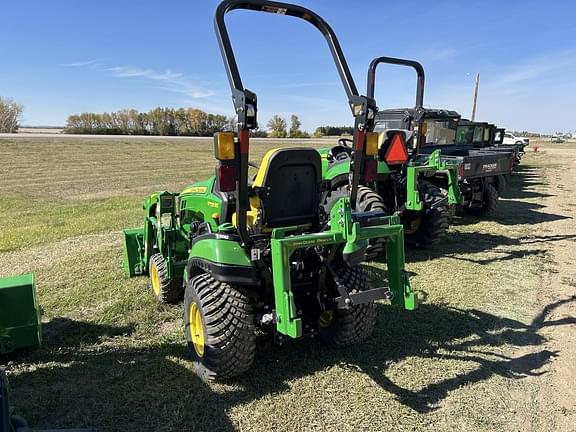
[1,0,575,134]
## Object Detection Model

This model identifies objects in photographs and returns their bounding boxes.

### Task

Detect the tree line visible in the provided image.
[64,108,318,138]
[0,97,23,133]
[64,108,232,136]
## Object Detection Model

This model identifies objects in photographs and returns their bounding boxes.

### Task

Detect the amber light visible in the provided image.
[365,132,379,156]
[214,132,235,160]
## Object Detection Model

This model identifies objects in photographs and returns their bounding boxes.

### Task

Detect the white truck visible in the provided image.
[502,132,529,145]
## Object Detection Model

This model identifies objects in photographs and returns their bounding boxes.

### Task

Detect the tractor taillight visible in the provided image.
[365,132,379,156]
[214,132,235,160]
[217,164,236,192]
[458,163,465,179]
[384,132,409,165]
[364,159,377,182]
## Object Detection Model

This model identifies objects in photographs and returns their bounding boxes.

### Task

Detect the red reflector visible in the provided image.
[239,129,250,154]
[364,159,377,182]
[384,133,409,165]
[458,163,465,178]
[354,129,366,151]
[218,164,236,192]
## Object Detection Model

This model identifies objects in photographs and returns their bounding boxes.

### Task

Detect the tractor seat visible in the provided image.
[251,148,321,228]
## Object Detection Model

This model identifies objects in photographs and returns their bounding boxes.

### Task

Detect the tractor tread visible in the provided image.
[405,180,450,248]
[184,273,256,382]
[149,253,183,304]
[320,266,376,345]
[354,186,388,260]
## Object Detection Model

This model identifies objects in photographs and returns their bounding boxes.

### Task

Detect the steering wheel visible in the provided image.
[338,138,353,148]
[328,145,352,162]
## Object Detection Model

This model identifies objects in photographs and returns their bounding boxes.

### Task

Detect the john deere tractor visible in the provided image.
[123,0,416,381]
[319,57,460,256]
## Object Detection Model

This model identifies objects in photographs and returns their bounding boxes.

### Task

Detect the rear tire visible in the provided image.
[319,266,377,345]
[404,181,450,247]
[149,253,183,304]
[496,175,507,197]
[464,183,499,217]
[184,273,256,382]
[323,185,388,261]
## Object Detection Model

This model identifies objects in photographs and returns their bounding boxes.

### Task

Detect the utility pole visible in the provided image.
[471,72,480,121]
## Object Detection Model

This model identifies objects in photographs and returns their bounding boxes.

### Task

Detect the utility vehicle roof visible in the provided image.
[375,107,461,121]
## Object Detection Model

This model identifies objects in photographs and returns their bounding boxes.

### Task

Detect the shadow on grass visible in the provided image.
[454,163,569,227]
[406,231,576,265]
[6,294,576,430]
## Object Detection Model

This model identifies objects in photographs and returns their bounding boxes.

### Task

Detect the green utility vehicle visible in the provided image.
[123,0,416,381]
[319,57,461,254]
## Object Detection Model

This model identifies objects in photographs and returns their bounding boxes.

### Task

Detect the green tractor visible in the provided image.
[123,0,417,381]
[318,57,460,256]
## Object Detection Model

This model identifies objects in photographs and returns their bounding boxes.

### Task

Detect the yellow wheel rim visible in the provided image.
[319,311,334,328]
[189,302,205,357]
[150,263,160,296]
[404,217,422,235]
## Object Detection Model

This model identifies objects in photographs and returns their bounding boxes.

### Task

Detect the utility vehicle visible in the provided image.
[366,59,515,217]
[123,0,416,381]
[318,57,461,254]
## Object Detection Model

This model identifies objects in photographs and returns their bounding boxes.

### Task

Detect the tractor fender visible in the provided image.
[324,161,350,185]
[185,234,258,286]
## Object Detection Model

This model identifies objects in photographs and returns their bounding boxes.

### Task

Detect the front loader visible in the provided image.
[123,0,417,381]
[319,56,461,255]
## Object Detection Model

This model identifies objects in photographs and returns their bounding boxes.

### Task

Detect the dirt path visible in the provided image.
[513,147,576,431]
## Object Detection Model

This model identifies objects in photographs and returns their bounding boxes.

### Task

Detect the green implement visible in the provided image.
[0,274,41,355]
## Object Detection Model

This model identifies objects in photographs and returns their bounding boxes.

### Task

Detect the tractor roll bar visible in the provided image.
[214,0,376,245]
[367,56,425,108]
[214,0,361,117]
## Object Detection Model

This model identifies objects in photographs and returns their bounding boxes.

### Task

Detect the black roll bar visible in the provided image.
[367,56,425,108]
[213,1,375,244]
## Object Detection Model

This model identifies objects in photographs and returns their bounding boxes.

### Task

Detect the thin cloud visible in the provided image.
[61,60,99,67]
[62,62,215,99]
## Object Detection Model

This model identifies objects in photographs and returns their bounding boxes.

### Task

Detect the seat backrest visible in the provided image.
[254,148,321,228]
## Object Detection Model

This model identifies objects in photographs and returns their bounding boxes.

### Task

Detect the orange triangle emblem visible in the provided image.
[385,133,409,165]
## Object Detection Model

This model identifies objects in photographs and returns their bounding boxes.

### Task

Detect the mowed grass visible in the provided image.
[0,137,561,431]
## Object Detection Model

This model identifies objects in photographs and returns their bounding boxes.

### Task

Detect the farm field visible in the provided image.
[0,136,575,431]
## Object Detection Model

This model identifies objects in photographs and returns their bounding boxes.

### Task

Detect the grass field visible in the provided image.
[1,137,574,431]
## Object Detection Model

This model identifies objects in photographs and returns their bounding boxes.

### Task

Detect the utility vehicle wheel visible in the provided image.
[184,273,256,382]
[464,183,499,217]
[496,175,507,197]
[149,253,183,304]
[404,181,450,247]
[319,266,376,345]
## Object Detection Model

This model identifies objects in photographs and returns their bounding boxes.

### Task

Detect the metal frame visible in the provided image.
[214,0,377,239]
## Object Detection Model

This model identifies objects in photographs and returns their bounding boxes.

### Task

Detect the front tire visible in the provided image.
[149,253,183,304]
[319,266,377,346]
[184,273,256,381]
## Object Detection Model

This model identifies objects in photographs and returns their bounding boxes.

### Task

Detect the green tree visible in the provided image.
[267,115,287,138]
[289,114,301,137]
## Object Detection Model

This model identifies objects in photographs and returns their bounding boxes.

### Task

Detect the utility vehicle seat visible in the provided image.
[252,148,321,228]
